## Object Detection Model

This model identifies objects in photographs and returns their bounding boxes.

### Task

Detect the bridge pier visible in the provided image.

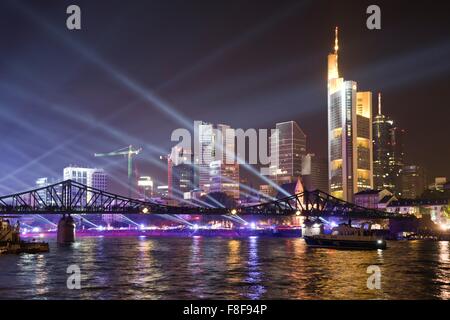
[57,214,76,244]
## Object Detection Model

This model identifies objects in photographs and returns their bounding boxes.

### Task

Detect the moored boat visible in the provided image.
[304,222,387,250]
[0,217,49,255]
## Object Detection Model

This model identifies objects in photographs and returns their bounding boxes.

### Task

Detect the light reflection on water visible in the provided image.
[0,237,449,300]
[245,236,265,299]
[437,241,450,299]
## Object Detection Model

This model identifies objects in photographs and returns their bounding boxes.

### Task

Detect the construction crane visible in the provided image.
[94,145,142,196]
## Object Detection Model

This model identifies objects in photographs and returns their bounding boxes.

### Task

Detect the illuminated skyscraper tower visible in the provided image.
[168,146,194,198]
[269,121,307,185]
[373,93,394,191]
[372,93,406,196]
[389,126,406,196]
[327,27,373,202]
[194,121,240,199]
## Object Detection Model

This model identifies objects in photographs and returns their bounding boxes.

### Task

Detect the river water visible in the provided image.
[0,236,449,299]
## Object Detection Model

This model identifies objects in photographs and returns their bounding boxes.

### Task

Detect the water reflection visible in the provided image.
[188,236,204,298]
[34,254,49,297]
[79,237,111,297]
[227,239,241,266]
[130,238,167,299]
[18,253,49,298]
[226,239,243,297]
[244,236,265,299]
[437,241,450,299]
[1,238,450,299]
[190,236,203,275]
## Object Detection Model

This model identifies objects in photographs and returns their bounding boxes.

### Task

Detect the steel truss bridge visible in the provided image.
[0,180,407,219]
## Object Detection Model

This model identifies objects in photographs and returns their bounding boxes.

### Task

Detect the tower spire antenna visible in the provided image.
[378,92,382,115]
[334,26,339,54]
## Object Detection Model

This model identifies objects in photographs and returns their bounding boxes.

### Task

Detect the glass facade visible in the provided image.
[327,29,373,202]
[63,166,107,205]
[373,94,394,191]
[401,165,426,199]
[372,94,405,196]
[194,122,240,199]
[169,147,194,198]
[270,121,306,185]
[389,127,406,196]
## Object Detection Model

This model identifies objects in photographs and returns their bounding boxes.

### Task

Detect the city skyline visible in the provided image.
[0,0,449,195]
[1,0,450,303]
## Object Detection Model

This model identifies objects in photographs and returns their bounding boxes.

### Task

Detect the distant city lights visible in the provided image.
[440,223,450,231]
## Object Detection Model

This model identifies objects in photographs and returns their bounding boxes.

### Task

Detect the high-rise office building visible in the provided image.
[92,171,107,191]
[173,163,195,195]
[194,122,239,199]
[401,165,426,199]
[137,176,154,199]
[169,146,194,198]
[35,177,59,206]
[209,160,240,200]
[389,126,406,196]
[372,92,406,196]
[373,93,395,191]
[301,153,328,192]
[63,166,107,204]
[195,121,214,193]
[270,121,307,185]
[327,27,373,202]
[428,177,447,191]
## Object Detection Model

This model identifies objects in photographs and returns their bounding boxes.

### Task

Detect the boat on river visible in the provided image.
[0,218,49,254]
[304,222,387,250]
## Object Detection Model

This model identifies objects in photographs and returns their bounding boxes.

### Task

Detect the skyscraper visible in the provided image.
[401,165,426,199]
[35,177,59,206]
[270,121,307,185]
[373,93,395,191]
[372,93,406,196]
[195,121,214,194]
[389,126,406,196]
[137,176,154,199]
[63,166,107,204]
[327,27,373,202]
[194,121,240,199]
[209,160,240,200]
[301,153,328,192]
[169,146,195,198]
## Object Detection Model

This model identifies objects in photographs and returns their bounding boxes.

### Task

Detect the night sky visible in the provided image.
[0,0,449,194]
